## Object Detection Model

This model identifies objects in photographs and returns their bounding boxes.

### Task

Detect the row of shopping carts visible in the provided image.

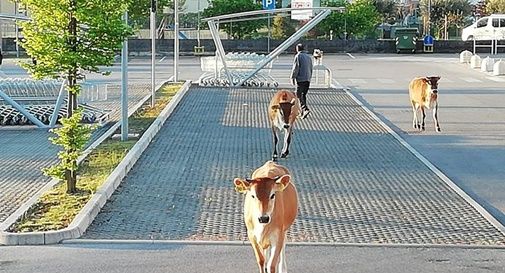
[199,52,279,87]
[0,103,103,126]
[0,78,62,99]
[0,79,109,126]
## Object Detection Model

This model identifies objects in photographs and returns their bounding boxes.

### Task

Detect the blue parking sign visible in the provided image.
[262,0,275,10]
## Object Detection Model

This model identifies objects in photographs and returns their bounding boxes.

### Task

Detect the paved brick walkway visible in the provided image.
[0,84,151,226]
[83,86,505,245]
[0,129,58,223]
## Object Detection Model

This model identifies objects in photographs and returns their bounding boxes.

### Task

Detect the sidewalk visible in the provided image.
[81,85,505,246]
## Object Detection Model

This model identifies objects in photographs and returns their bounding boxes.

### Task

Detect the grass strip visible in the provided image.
[10,83,183,232]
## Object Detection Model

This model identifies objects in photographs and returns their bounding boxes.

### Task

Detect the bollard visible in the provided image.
[480,56,495,72]
[470,55,482,69]
[492,59,505,76]
[459,50,473,64]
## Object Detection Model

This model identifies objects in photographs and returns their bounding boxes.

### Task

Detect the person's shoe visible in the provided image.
[301,109,310,119]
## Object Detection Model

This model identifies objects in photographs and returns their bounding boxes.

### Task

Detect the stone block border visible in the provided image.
[0,80,191,245]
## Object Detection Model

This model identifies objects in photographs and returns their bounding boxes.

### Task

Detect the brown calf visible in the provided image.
[268,90,300,161]
[409,76,441,132]
[233,161,298,273]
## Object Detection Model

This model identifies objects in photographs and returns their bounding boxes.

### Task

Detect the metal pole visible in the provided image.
[14,2,19,58]
[151,0,156,107]
[121,11,129,141]
[267,13,271,53]
[174,0,179,82]
[197,0,201,47]
[428,0,431,36]
[236,9,331,86]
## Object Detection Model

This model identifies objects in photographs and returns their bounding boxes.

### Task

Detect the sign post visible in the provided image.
[291,0,313,21]
[262,0,275,53]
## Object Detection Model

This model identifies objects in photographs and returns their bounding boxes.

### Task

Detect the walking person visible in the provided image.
[290,43,313,119]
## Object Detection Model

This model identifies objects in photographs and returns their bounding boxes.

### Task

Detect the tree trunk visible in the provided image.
[65,0,78,194]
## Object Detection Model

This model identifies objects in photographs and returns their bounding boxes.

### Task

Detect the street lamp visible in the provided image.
[174,0,179,82]
[151,0,156,107]
[121,11,129,141]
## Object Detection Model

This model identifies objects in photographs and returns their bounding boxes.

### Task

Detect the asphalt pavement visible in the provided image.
[2,53,505,272]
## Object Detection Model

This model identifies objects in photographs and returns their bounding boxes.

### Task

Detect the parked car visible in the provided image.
[461,14,505,41]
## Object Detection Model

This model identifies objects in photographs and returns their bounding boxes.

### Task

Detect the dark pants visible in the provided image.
[296,81,310,111]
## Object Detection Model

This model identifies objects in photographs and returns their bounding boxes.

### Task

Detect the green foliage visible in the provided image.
[203,0,265,39]
[474,0,489,17]
[346,0,381,38]
[486,0,505,13]
[373,0,398,24]
[20,0,131,193]
[19,0,132,80]
[43,109,93,185]
[272,15,285,39]
[419,0,472,38]
[12,83,181,233]
[127,0,173,27]
[319,0,380,39]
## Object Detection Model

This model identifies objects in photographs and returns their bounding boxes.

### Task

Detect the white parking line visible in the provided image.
[349,78,366,84]
[347,53,356,59]
[377,78,395,84]
[462,77,483,83]
[438,78,454,83]
[486,76,505,82]
[159,56,167,63]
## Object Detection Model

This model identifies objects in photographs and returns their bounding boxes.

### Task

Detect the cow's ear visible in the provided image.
[436,76,441,81]
[423,77,430,82]
[274,175,291,191]
[233,178,250,194]
[271,105,280,110]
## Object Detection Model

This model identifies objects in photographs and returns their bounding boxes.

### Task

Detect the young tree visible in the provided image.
[272,14,286,39]
[319,0,380,39]
[202,0,265,39]
[318,0,348,39]
[419,0,472,39]
[474,0,489,18]
[128,0,173,27]
[374,0,397,25]
[374,0,397,38]
[486,0,505,13]
[19,0,131,193]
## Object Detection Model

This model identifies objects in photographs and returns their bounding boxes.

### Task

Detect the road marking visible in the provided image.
[347,53,356,59]
[349,78,366,84]
[439,78,454,83]
[159,56,167,63]
[377,78,395,84]
[486,76,505,82]
[462,77,482,83]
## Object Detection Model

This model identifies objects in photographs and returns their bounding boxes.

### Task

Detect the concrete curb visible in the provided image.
[331,82,505,237]
[0,80,192,245]
[63,239,505,249]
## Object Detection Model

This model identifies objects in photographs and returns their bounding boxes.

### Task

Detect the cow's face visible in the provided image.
[233,175,291,224]
[424,76,441,94]
[272,98,297,128]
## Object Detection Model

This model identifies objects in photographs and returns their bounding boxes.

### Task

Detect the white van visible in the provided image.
[461,14,505,41]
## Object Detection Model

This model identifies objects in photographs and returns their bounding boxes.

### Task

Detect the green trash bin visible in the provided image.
[395,28,418,53]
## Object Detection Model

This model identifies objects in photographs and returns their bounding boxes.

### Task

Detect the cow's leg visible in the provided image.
[411,103,419,129]
[267,234,285,273]
[433,103,441,132]
[420,107,426,131]
[280,128,292,158]
[278,235,288,273]
[272,127,279,161]
[264,247,271,272]
[249,234,266,273]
